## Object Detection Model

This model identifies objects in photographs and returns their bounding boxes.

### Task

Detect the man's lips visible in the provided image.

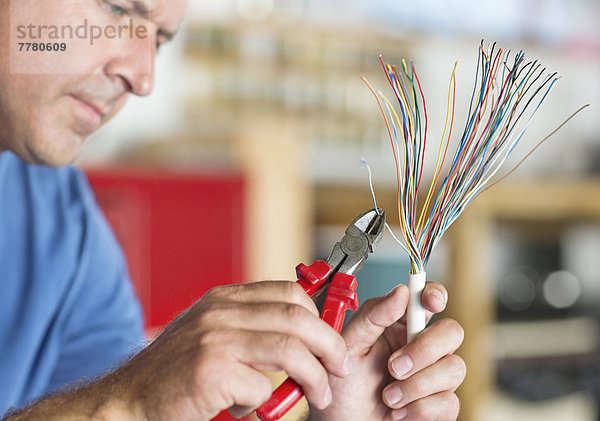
[67,94,113,135]
[69,94,109,119]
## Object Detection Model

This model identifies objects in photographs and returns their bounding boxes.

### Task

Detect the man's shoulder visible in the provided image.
[0,150,102,264]
[0,151,94,209]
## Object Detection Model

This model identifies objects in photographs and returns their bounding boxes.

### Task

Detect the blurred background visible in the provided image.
[77,0,600,420]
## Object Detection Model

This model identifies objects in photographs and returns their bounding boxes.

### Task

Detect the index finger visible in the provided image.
[203,281,320,317]
[388,318,464,380]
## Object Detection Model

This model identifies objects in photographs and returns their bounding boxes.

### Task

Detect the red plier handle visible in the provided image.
[255,261,359,421]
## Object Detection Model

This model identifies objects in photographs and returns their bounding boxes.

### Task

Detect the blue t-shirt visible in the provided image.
[0,151,144,415]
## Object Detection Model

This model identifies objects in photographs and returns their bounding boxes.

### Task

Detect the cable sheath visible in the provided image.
[407,271,427,342]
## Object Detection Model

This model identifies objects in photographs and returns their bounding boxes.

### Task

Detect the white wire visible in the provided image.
[385,222,411,256]
[360,158,414,259]
[360,158,380,214]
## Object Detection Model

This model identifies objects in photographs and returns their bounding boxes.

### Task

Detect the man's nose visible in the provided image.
[104,33,156,96]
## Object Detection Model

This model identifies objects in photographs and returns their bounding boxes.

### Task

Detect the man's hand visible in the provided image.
[4,281,351,421]
[4,281,462,421]
[113,281,351,420]
[309,283,465,421]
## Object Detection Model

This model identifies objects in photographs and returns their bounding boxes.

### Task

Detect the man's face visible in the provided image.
[0,0,187,166]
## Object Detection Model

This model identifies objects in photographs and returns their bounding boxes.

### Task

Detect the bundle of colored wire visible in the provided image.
[362,41,560,341]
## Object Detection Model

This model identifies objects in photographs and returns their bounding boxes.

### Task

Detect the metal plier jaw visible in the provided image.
[327,208,386,276]
[256,208,385,421]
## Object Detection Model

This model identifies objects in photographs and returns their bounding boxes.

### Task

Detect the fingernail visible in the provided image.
[391,354,413,378]
[323,385,333,407]
[343,352,353,375]
[393,407,407,420]
[430,289,447,306]
[385,285,399,298]
[383,386,403,405]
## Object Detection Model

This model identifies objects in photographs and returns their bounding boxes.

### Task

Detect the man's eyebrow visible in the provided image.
[130,1,180,43]
[132,1,151,19]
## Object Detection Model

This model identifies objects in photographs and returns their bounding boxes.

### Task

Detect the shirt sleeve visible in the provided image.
[45,169,145,392]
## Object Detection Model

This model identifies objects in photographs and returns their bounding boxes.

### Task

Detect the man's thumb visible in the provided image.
[342,284,409,355]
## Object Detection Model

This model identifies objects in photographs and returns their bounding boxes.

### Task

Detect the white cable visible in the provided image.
[407,271,427,342]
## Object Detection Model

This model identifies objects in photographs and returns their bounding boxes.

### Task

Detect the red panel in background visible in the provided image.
[85,166,246,330]
[86,167,251,421]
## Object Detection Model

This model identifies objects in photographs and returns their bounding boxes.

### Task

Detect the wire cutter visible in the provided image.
[256,208,386,421]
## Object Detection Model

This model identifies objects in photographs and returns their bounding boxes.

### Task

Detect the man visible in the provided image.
[0,0,466,420]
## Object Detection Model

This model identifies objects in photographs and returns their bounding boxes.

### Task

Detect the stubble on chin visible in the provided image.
[21,104,88,167]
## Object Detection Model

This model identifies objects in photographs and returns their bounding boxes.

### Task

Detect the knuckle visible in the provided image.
[410,400,429,420]
[317,372,329,395]
[411,336,434,363]
[203,284,228,300]
[199,327,229,347]
[288,283,312,304]
[204,283,248,303]
[439,318,465,342]
[258,376,274,404]
[247,376,274,408]
[282,302,306,324]
[333,334,347,357]
[196,303,231,328]
[286,282,317,310]
[276,333,302,359]
[357,299,381,326]
[309,364,329,388]
[284,281,304,300]
[410,379,425,400]
[358,296,379,310]
[305,369,329,402]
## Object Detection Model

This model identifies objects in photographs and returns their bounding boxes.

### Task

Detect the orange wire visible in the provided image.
[417,62,457,235]
[361,76,404,231]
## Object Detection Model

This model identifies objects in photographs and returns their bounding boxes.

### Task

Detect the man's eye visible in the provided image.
[105,1,127,16]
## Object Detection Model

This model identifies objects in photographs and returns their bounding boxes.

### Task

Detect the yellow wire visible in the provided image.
[361,75,413,247]
[380,94,408,162]
[390,62,416,147]
[379,93,418,262]
[402,59,418,132]
[379,93,414,246]
[392,61,418,212]
[380,93,417,236]
[416,61,458,233]
[402,59,421,219]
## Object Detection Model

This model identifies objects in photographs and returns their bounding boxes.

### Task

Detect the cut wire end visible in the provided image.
[360,158,382,216]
